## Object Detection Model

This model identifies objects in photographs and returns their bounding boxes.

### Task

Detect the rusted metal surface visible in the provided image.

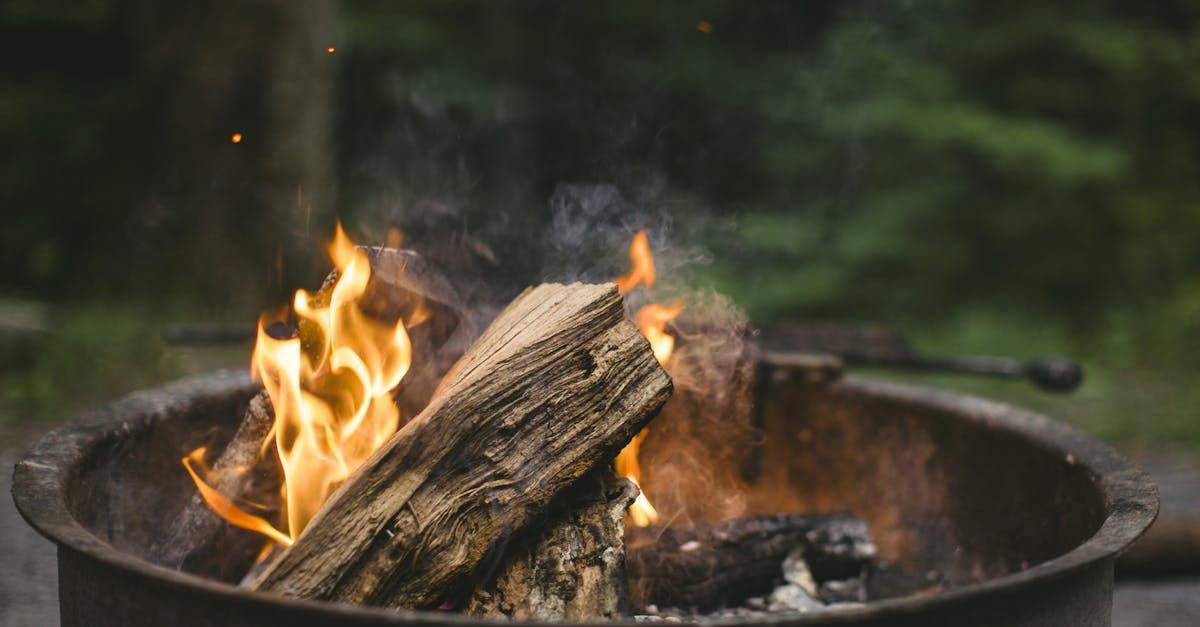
[12,368,1156,626]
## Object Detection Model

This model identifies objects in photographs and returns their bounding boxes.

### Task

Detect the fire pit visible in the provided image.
[14,360,1155,626]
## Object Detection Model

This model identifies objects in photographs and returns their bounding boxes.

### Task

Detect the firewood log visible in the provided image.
[154,247,464,581]
[250,282,673,610]
[467,470,638,620]
[626,513,875,612]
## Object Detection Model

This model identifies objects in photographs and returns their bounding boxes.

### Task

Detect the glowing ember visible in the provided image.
[326,46,336,54]
[184,223,415,547]
[230,132,243,144]
[613,230,681,527]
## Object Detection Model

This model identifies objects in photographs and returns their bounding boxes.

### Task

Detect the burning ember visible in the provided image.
[183,224,416,547]
[613,230,682,527]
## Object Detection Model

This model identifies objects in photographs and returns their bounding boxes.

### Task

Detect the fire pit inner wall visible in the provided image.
[747,375,1107,588]
[13,369,1156,626]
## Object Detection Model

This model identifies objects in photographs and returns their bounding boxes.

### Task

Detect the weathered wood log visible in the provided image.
[150,390,280,581]
[626,513,875,612]
[155,247,465,581]
[467,471,638,620]
[251,282,673,609]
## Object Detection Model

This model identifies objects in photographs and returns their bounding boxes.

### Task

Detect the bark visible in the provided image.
[467,471,638,620]
[250,282,673,610]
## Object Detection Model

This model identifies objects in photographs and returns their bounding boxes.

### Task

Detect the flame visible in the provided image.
[637,301,683,364]
[614,231,655,294]
[182,448,292,547]
[230,132,243,144]
[184,222,414,547]
[613,230,681,527]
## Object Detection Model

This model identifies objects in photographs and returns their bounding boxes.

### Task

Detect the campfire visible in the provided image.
[11,209,1159,627]
[156,224,881,620]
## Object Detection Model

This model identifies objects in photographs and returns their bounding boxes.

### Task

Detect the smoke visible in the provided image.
[539,183,759,527]
[639,291,759,527]
[540,183,713,290]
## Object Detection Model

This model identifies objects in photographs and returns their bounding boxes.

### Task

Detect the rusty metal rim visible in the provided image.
[12,371,1158,625]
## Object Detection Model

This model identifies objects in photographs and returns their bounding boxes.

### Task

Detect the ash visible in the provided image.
[635,548,867,622]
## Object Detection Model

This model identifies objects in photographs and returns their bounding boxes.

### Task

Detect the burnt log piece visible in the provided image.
[626,512,875,612]
[250,282,673,609]
[467,471,638,620]
[150,391,280,580]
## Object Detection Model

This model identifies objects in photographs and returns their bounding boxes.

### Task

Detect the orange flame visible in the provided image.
[184,223,414,547]
[613,230,680,527]
[614,231,655,294]
[182,448,292,547]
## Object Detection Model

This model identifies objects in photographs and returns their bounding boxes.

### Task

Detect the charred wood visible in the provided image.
[150,391,280,581]
[626,512,874,612]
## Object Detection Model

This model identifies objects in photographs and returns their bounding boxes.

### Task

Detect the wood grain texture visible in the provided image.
[251,282,673,609]
[467,471,638,620]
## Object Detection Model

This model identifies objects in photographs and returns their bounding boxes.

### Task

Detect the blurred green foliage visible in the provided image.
[2,1,1200,448]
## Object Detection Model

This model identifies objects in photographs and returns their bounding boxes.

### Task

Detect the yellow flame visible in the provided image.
[185,222,413,547]
[612,230,681,527]
[637,301,683,365]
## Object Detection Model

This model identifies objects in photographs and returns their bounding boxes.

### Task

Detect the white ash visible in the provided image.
[782,547,818,595]
[635,550,866,622]
[819,577,866,604]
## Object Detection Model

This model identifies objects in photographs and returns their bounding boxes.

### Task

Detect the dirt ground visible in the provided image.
[1,443,58,627]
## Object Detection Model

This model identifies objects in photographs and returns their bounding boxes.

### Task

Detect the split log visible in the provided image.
[154,247,465,581]
[626,512,875,612]
[251,282,673,609]
[467,471,638,620]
